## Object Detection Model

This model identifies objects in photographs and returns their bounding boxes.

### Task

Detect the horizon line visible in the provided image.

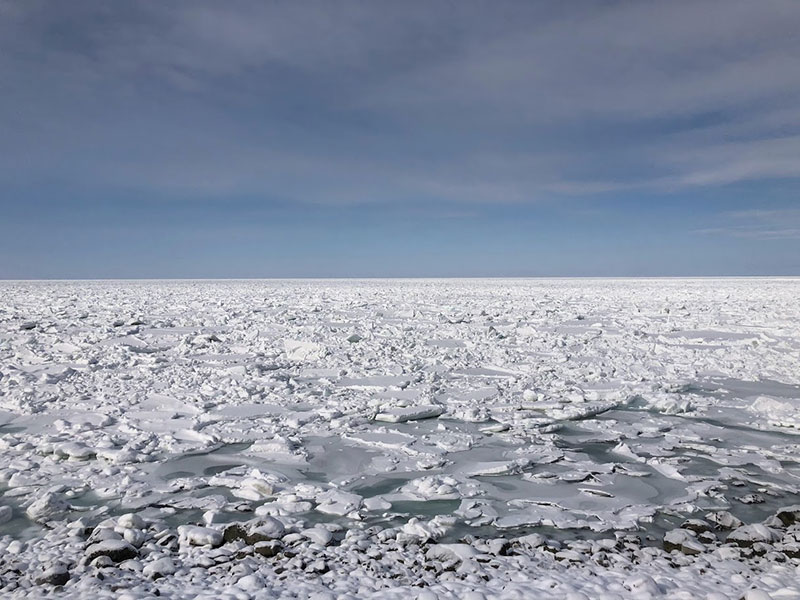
[2,275,799,283]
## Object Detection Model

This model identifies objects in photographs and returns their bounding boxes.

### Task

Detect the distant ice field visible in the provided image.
[1,279,800,598]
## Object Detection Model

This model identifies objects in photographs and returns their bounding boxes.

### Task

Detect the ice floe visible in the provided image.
[1,278,800,598]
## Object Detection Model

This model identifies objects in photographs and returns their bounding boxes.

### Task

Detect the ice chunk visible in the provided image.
[426,543,480,563]
[647,458,687,481]
[399,516,454,543]
[302,526,333,546]
[53,442,95,460]
[612,442,645,462]
[26,492,69,523]
[178,525,223,547]
[0,505,11,524]
[344,430,415,449]
[284,339,324,361]
[374,404,444,423]
[363,497,391,511]
[117,513,145,529]
[461,459,530,477]
[750,396,800,428]
[315,489,363,516]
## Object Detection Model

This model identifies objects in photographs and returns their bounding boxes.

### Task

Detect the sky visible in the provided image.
[1,0,799,278]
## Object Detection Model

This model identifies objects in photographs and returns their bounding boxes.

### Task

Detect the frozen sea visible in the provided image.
[1,278,799,599]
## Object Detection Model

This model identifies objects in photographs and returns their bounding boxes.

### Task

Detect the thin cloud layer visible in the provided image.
[697,209,800,240]
[1,1,799,278]
[1,0,799,202]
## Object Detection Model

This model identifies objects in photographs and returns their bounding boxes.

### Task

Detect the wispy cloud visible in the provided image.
[696,209,800,240]
[0,1,799,204]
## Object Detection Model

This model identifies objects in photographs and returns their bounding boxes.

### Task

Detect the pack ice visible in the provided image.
[1,278,800,599]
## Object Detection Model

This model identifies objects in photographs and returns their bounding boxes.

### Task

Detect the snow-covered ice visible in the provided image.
[1,278,800,598]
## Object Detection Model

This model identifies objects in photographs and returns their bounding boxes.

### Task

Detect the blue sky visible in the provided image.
[1,1,799,277]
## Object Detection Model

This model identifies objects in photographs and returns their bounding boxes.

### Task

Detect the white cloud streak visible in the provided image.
[696,209,800,240]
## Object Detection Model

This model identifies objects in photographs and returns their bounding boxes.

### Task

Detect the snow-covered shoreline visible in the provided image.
[1,279,799,598]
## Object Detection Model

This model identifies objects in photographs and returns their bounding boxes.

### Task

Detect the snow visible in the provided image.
[1,278,800,598]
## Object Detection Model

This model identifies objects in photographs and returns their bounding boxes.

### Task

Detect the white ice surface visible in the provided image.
[1,278,800,598]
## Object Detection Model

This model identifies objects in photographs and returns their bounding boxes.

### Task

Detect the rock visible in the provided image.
[774,505,800,527]
[347,333,362,343]
[254,541,283,558]
[486,538,510,556]
[91,555,114,568]
[681,518,711,534]
[283,532,304,545]
[88,527,122,544]
[664,529,705,555]
[223,523,248,544]
[515,533,545,550]
[85,540,138,563]
[777,542,800,559]
[698,531,717,544]
[245,517,285,544]
[178,525,223,547]
[555,549,584,562]
[751,542,772,556]
[705,511,743,530]
[142,557,176,580]
[727,524,780,547]
[34,565,69,586]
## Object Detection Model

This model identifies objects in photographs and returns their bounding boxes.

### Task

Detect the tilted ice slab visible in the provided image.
[374,404,445,423]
